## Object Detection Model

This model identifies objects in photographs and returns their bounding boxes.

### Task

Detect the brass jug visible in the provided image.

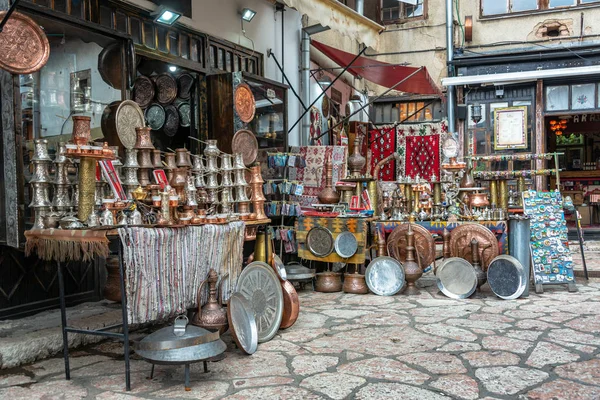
[191,269,229,334]
[402,224,422,295]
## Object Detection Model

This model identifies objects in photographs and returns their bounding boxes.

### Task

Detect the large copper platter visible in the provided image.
[232,129,258,166]
[234,83,256,123]
[386,223,435,270]
[279,281,299,329]
[0,11,50,74]
[449,224,499,271]
[133,75,155,108]
[155,73,178,105]
[227,292,258,355]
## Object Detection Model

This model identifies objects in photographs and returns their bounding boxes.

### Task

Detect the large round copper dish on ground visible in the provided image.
[232,129,258,166]
[163,104,180,137]
[227,292,258,355]
[177,73,195,100]
[279,281,299,329]
[386,223,435,270]
[0,11,49,74]
[449,224,499,270]
[436,257,478,299]
[155,73,178,105]
[234,83,256,123]
[101,100,144,149]
[133,75,155,108]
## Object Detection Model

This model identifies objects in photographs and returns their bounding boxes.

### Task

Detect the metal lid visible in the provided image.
[487,255,527,300]
[334,231,358,259]
[227,292,258,355]
[365,256,405,296]
[237,261,283,343]
[306,227,334,257]
[272,254,287,281]
[436,258,478,299]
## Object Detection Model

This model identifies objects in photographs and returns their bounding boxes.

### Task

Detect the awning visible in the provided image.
[442,65,600,87]
[312,40,441,95]
[282,0,384,49]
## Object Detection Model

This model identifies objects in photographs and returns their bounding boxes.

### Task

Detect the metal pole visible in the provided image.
[446,0,456,135]
[118,240,131,391]
[57,261,71,380]
[301,30,311,146]
[268,50,307,111]
[576,212,589,280]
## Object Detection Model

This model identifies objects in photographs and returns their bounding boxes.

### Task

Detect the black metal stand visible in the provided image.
[57,239,131,391]
[575,210,589,281]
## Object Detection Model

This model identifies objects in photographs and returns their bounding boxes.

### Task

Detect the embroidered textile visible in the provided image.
[396,120,447,179]
[289,146,348,197]
[405,135,441,180]
[369,126,396,181]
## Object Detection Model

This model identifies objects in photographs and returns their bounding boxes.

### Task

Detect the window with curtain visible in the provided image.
[381,0,425,24]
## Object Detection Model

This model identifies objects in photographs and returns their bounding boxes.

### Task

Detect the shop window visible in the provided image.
[381,0,425,24]
[169,32,179,56]
[180,34,189,59]
[373,100,441,124]
[116,11,128,34]
[482,0,600,16]
[546,84,600,112]
[130,18,142,44]
[143,22,155,49]
[99,6,113,28]
[157,26,168,53]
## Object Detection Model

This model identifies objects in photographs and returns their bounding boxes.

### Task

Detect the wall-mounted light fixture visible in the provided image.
[471,104,482,124]
[152,7,181,26]
[241,8,257,22]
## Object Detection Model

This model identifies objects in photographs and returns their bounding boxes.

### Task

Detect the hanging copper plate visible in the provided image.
[0,11,50,74]
[234,83,256,123]
[155,73,178,105]
[163,104,180,137]
[145,103,166,131]
[177,73,195,100]
[449,224,499,271]
[386,223,435,270]
[322,95,330,119]
[133,75,155,108]
[98,42,122,89]
[279,281,299,329]
[306,227,335,258]
[232,129,258,166]
[101,100,144,149]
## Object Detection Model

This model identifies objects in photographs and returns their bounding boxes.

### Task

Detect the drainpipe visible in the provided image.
[356,0,364,15]
[301,30,311,146]
[446,0,456,136]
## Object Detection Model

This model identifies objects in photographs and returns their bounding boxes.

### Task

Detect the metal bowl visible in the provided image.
[487,255,527,300]
[436,257,478,299]
[365,256,405,296]
[227,292,258,355]
[334,231,358,259]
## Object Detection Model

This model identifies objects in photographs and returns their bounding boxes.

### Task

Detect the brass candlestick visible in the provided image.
[499,180,508,210]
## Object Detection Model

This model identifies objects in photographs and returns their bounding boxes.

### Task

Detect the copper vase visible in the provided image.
[343,272,369,294]
[152,150,163,168]
[191,269,229,334]
[134,126,154,149]
[348,138,366,177]
[315,272,342,292]
[137,149,154,168]
[175,148,192,167]
[471,238,486,292]
[402,224,422,295]
[72,115,91,146]
[318,158,340,204]
[164,152,178,169]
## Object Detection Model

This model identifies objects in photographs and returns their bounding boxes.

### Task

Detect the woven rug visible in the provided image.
[118,222,245,324]
[396,120,447,179]
[25,229,109,263]
[405,135,441,181]
[289,146,348,197]
[369,125,396,181]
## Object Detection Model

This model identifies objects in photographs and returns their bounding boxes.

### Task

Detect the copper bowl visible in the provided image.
[315,272,342,293]
[280,281,300,329]
[343,273,369,294]
[469,192,490,208]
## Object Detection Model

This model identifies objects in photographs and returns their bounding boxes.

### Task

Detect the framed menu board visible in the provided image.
[494,106,528,150]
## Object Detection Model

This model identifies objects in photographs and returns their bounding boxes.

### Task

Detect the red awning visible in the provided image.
[312,40,441,96]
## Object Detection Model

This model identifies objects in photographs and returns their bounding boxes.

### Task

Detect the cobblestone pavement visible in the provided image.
[2,279,600,399]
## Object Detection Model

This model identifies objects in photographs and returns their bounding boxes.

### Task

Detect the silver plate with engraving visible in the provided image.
[487,255,527,300]
[365,256,405,296]
[436,257,478,299]
[227,292,258,355]
[306,226,334,257]
[237,261,283,343]
[334,231,358,259]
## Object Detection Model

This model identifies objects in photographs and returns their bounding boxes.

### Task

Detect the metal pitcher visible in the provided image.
[121,167,140,186]
[29,182,52,207]
[221,154,234,171]
[192,270,229,334]
[176,148,192,168]
[221,171,234,187]
[233,153,245,170]
[32,139,52,162]
[203,139,220,158]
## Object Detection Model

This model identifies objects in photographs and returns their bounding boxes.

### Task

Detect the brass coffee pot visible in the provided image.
[191,269,229,334]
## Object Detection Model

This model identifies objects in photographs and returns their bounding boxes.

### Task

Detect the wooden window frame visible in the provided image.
[480,0,600,18]
[380,0,427,25]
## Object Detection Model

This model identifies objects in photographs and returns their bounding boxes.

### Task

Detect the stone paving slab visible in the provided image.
[1,277,600,399]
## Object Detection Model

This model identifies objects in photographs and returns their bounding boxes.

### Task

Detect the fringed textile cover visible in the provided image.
[25,229,110,262]
[118,222,245,324]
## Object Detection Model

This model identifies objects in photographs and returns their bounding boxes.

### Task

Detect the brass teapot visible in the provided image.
[191,269,229,334]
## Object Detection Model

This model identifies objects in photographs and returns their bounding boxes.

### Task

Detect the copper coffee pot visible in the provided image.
[134,126,154,149]
[402,224,422,295]
[175,148,192,168]
[318,158,340,204]
[191,269,229,334]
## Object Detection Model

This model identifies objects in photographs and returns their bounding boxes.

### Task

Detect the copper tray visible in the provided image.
[0,11,49,74]
[163,104,180,137]
[101,100,144,149]
[133,75,155,108]
[306,226,334,258]
[155,73,178,105]
[232,129,258,166]
[386,223,435,270]
[177,73,195,100]
[449,223,499,271]
[279,280,299,329]
[234,83,256,123]
[98,42,122,89]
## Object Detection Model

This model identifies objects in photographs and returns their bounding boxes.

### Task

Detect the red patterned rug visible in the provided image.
[369,126,396,181]
[405,135,440,181]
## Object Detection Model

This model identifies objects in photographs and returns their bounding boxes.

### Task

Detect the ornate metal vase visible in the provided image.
[203,139,220,158]
[123,148,140,168]
[191,269,229,333]
[72,115,91,146]
[137,149,154,169]
[134,126,154,149]
[318,159,340,204]
[53,184,72,211]
[29,182,52,208]
[402,224,422,295]
[348,138,366,177]
[221,154,234,171]
[192,154,204,173]
[30,160,51,183]
[32,139,52,162]
[121,167,140,186]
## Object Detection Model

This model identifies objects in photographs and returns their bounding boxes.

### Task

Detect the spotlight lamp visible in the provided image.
[153,7,181,26]
[241,8,257,22]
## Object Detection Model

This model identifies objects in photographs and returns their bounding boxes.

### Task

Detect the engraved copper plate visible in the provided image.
[234,83,256,123]
[237,261,283,343]
[227,292,258,355]
[232,129,258,166]
[0,11,50,74]
[145,103,166,131]
[116,100,145,149]
[163,104,180,137]
[178,102,191,127]
[279,280,299,329]
[306,227,334,258]
[155,73,177,105]
[322,95,330,119]
[177,73,195,100]
[449,224,499,271]
[133,75,155,108]
[386,223,435,269]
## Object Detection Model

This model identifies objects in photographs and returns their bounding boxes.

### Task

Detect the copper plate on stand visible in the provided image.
[279,281,299,329]
[232,129,258,166]
[227,292,258,355]
[101,100,145,149]
[0,11,49,74]
[155,73,178,105]
[386,223,435,270]
[234,83,256,123]
[306,226,334,258]
[133,75,156,108]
